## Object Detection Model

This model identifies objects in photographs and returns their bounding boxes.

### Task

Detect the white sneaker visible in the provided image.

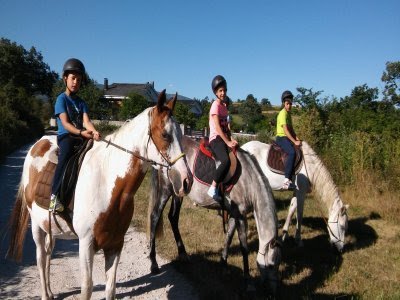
[207,186,222,203]
[207,186,217,198]
[282,179,296,191]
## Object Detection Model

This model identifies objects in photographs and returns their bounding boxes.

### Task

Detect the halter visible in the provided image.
[100,107,185,170]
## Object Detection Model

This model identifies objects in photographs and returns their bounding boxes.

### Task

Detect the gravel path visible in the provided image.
[0,144,198,300]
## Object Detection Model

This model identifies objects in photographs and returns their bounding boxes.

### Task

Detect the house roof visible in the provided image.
[102,82,159,103]
[100,80,202,115]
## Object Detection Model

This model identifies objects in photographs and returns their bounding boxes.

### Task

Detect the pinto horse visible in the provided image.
[242,140,349,252]
[7,90,192,300]
[147,136,281,294]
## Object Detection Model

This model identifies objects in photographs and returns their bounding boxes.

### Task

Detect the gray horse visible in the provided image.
[147,136,281,294]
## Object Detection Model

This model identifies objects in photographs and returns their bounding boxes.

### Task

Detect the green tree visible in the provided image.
[381,61,400,106]
[119,92,149,120]
[174,101,196,128]
[0,38,58,95]
[295,87,323,110]
[0,39,57,159]
[261,97,271,110]
[238,94,263,133]
[195,99,211,130]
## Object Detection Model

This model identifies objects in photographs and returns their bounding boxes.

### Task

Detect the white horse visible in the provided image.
[147,136,282,294]
[241,140,348,252]
[7,90,192,300]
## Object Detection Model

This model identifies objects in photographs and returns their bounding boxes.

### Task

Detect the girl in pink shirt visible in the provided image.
[207,75,238,202]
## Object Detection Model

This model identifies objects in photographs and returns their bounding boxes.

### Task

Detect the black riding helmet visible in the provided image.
[281,90,294,103]
[63,58,85,77]
[211,75,227,93]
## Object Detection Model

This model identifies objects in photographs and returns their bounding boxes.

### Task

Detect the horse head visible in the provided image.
[149,89,193,197]
[256,237,282,295]
[327,203,349,253]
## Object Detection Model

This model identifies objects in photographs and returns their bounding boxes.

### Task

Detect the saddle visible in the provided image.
[35,138,94,213]
[267,141,303,175]
[193,137,241,193]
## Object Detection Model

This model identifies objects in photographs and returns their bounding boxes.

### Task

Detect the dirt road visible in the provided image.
[0,144,198,299]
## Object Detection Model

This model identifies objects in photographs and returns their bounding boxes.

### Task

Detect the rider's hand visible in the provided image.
[92,130,101,141]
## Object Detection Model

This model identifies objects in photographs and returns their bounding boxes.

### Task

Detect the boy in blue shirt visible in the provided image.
[49,58,101,212]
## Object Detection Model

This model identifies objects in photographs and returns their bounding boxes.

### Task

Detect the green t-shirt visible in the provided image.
[276,108,292,137]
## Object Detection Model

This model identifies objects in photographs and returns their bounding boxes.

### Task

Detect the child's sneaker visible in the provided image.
[281,179,296,191]
[207,186,222,203]
[49,195,64,212]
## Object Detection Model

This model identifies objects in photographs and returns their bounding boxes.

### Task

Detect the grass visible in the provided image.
[98,122,400,299]
[131,173,400,299]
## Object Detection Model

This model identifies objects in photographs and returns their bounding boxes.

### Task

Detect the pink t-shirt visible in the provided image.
[209,100,229,142]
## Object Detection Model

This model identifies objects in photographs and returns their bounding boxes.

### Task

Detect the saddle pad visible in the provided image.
[193,148,241,193]
[267,142,303,175]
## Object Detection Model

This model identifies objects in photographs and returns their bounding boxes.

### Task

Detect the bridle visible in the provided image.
[101,107,185,170]
[327,210,347,245]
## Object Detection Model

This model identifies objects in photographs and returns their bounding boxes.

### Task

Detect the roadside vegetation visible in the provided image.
[1,38,399,298]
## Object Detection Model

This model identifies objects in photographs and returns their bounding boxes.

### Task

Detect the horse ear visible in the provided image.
[157,89,167,111]
[167,92,177,112]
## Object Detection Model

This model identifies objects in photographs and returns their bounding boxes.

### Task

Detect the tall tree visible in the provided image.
[238,94,263,132]
[381,61,400,106]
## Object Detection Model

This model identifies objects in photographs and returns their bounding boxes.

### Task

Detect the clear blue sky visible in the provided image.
[1,0,399,105]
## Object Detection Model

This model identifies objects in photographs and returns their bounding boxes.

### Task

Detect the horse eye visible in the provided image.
[162,131,171,142]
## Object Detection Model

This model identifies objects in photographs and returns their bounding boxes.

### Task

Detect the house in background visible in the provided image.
[100,78,202,117]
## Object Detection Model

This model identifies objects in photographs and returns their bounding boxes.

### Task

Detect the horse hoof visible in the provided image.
[296,239,304,248]
[219,257,228,267]
[150,265,160,274]
[178,253,190,262]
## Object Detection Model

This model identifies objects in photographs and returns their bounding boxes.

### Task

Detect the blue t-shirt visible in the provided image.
[55,93,89,136]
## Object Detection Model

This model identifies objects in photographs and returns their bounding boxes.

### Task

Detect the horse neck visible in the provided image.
[107,108,151,156]
[302,142,342,214]
[237,151,278,244]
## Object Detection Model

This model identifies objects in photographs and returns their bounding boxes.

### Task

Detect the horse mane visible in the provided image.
[302,141,342,212]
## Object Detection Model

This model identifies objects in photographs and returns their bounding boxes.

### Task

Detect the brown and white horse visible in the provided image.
[7,90,192,300]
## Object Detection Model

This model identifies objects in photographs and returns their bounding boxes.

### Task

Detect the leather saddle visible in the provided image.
[35,138,94,213]
[193,137,241,193]
[267,141,303,175]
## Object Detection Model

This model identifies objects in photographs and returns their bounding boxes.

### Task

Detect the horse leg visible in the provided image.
[31,219,53,300]
[79,237,95,300]
[235,212,255,292]
[282,196,297,242]
[45,232,55,299]
[104,248,122,300]
[149,192,171,274]
[168,194,189,261]
[220,216,236,266]
[294,191,307,247]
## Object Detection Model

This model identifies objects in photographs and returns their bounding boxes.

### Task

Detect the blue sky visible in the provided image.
[1,0,399,105]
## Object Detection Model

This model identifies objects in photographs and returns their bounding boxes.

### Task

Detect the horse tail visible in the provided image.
[147,169,164,239]
[7,181,29,262]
